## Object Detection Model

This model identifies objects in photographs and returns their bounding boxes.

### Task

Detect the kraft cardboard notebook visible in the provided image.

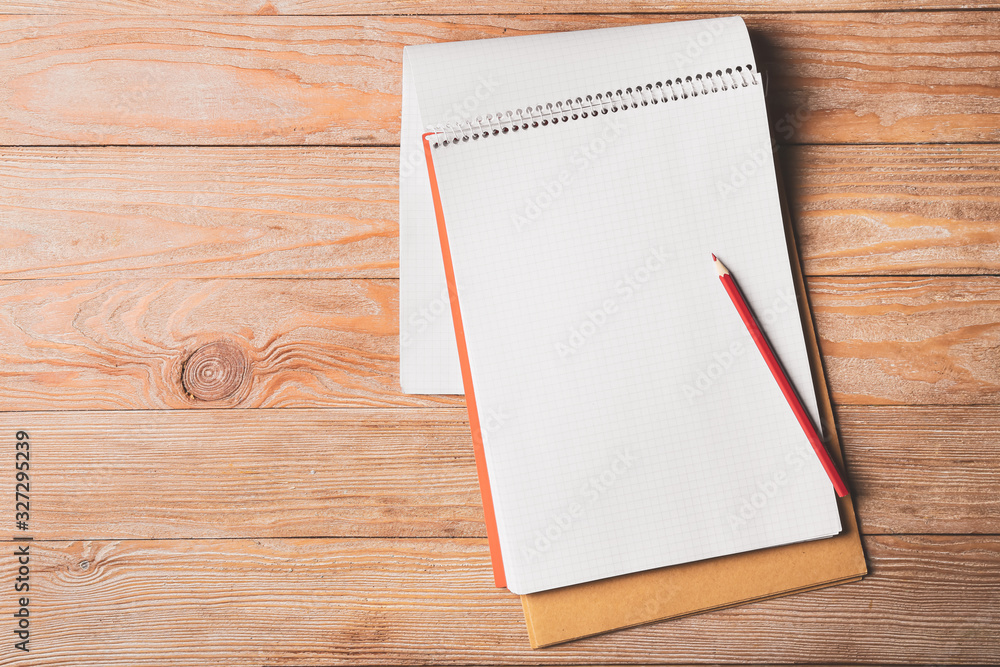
[400,16,866,646]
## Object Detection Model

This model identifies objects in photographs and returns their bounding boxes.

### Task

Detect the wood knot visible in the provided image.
[182,341,249,402]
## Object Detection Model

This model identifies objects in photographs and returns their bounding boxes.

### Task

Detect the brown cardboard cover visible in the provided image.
[519,171,867,648]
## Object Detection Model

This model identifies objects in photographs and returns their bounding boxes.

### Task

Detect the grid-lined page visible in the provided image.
[401,17,810,397]
[414,18,842,594]
[399,55,464,393]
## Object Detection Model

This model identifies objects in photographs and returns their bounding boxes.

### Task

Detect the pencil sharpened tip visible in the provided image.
[711,253,717,261]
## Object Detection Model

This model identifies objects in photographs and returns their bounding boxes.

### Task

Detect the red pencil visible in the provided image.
[713,253,849,498]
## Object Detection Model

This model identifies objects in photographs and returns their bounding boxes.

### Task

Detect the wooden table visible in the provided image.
[0,3,998,665]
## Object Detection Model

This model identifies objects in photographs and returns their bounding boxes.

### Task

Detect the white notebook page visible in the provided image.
[401,17,769,395]
[399,55,464,393]
[410,18,842,594]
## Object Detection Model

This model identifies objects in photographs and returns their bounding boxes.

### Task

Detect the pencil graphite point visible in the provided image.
[713,254,730,276]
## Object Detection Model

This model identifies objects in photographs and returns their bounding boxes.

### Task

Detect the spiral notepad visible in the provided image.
[401,17,842,595]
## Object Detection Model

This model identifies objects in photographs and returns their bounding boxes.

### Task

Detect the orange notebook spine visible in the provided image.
[421,132,506,588]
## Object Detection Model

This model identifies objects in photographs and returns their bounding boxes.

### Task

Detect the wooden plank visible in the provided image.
[0,278,462,410]
[2,276,1000,409]
[0,408,483,540]
[756,12,1000,144]
[2,0,995,16]
[0,147,398,280]
[2,144,999,280]
[786,145,1000,276]
[809,276,1000,405]
[836,405,1000,534]
[0,13,996,145]
[0,406,994,540]
[0,535,996,664]
[1,276,999,409]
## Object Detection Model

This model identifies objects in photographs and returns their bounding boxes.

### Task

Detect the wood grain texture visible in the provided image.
[0,7,995,664]
[810,276,1000,405]
[0,13,996,145]
[0,535,996,665]
[2,276,1000,410]
[785,145,1000,276]
[0,278,462,410]
[3,0,995,15]
[0,147,398,279]
[3,144,1000,280]
[0,409,482,540]
[0,406,994,540]
[836,405,1000,534]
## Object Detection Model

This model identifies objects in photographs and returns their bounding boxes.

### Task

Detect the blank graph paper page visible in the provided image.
[407,17,841,595]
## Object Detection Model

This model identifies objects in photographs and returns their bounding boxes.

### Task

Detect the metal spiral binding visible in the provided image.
[430,64,759,148]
